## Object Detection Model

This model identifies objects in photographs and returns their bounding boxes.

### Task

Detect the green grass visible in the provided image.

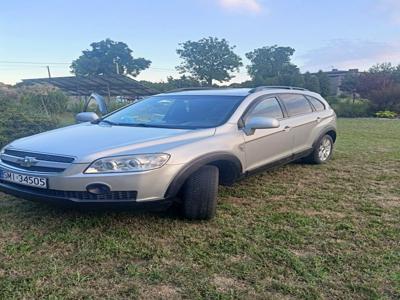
[0,119,399,299]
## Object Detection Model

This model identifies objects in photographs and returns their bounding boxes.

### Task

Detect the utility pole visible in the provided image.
[46,66,51,78]
[115,62,120,75]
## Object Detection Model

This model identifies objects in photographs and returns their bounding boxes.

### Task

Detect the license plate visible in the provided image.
[0,169,47,189]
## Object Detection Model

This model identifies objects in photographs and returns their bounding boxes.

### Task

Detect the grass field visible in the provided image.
[0,119,399,299]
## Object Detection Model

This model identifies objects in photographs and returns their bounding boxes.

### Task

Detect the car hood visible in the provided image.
[7,123,216,163]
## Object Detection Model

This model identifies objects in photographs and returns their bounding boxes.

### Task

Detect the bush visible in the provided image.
[328,97,372,118]
[375,110,397,119]
[0,108,59,148]
[107,100,129,112]
[67,98,129,115]
[67,99,86,114]
[20,90,69,115]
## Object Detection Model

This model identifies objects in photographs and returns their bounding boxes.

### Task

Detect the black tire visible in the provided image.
[182,165,219,220]
[305,134,334,164]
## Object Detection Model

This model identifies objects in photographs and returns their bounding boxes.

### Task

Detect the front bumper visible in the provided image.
[0,180,173,209]
[0,161,184,205]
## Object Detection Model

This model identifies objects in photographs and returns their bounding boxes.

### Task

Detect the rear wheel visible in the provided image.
[182,165,219,220]
[305,134,334,164]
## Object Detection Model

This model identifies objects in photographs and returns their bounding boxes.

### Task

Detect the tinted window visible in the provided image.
[103,95,244,129]
[280,94,313,116]
[306,96,325,111]
[247,97,283,120]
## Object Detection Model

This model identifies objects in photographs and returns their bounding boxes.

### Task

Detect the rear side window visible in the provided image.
[306,96,325,111]
[247,97,283,120]
[279,94,313,116]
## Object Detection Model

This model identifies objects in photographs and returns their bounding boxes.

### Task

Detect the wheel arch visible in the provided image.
[164,152,243,199]
[313,126,337,148]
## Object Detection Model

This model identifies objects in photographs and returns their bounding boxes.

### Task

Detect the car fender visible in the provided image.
[312,126,337,148]
[164,152,243,199]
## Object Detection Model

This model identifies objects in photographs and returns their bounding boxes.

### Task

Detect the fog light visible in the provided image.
[86,183,111,195]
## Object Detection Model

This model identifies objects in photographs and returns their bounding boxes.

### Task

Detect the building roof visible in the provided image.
[20,74,159,97]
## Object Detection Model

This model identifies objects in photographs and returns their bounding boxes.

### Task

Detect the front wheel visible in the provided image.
[182,165,219,220]
[306,134,334,164]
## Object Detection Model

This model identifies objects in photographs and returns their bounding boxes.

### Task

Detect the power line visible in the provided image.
[0,60,250,75]
[0,61,178,72]
[0,61,70,65]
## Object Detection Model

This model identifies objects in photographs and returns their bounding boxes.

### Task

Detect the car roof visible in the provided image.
[157,87,324,100]
[158,88,252,97]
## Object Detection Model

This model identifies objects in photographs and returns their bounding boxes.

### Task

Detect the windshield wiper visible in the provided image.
[97,121,192,129]
[98,119,118,126]
[123,123,164,128]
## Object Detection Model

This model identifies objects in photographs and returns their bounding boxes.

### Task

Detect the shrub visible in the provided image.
[107,100,129,112]
[0,108,59,148]
[67,99,87,114]
[328,97,372,118]
[67,98,129,115]
[20,90,69,115]
[0,86,62,148]
[375,110,397,119]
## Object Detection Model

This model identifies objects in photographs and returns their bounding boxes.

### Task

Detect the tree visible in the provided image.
[369,62,395,74]
[303,72,321,93]
[176,37,242,86]
[140,75,204,92]
[316,71,331,97]
[245,45,303,86]
[340,73,359,101]
[71,39,151,77]
[355,64,400,112]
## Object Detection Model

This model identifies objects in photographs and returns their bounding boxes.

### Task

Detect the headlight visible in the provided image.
[84,153,170,174]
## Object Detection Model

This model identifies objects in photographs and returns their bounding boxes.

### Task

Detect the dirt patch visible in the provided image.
[140,284,181,300]
[375,197,400,209]
[291,249,315,258]
[276,207,346,219]
[227,254,251,264]
[301,209,346,218]
[213,275,246,292]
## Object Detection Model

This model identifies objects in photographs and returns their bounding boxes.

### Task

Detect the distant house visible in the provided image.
[323,68,359,96]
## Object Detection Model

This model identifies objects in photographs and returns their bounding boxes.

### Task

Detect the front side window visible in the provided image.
[279,94,313,116]
[102,95,245,129]
[246,97,283,120]
[306,96,326,111]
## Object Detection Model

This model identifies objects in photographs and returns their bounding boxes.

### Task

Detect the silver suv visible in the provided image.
[0,87,336,219]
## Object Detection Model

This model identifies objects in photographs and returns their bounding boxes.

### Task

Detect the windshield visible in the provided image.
[102,95,245,129]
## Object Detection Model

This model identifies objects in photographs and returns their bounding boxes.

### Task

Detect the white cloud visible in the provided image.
[218,0,262,13]
[298,39,400,72]
[378,0,400,23]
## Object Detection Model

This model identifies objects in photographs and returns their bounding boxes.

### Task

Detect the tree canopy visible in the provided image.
[315,71,331,97]
[140,75,203,92]
[245,45,303,86]
[303,72,321,93]
[71,39,151,77]
[340,63,400,112]
[176,37,242,85]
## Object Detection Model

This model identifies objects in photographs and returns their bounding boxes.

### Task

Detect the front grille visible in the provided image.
[1,149,74,173]
[0,180,137,201]
[4,149,75,163]
[2,161,66,173]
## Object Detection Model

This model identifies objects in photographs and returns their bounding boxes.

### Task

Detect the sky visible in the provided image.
[1,0,400,84]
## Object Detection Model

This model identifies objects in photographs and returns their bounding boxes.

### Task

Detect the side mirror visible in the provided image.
[243,116,280,135]
[75,112,99,123]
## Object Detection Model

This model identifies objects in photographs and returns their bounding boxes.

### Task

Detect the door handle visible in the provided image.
[284,125,291,132]
[316,117,321,123]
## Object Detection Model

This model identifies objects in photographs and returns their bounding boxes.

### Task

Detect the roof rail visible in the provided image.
[249,86,309,93]
[164,87,217,93]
